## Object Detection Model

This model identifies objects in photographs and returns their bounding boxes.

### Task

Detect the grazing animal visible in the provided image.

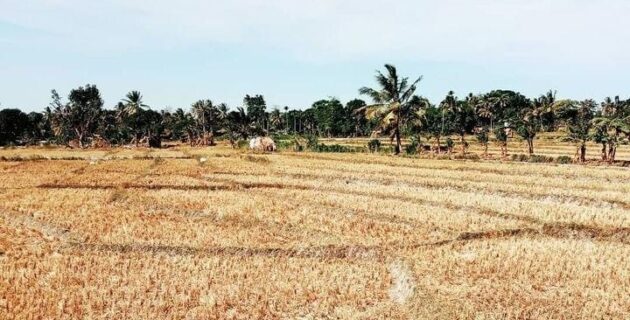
[249,137,276,152]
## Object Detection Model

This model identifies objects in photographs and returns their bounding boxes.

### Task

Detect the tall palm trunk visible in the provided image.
[394,128,402,154]
[500,141,508,158]
[208,125,214,146]
[435,135,441,154]
[608,129,620,162]
[608,143,616,162]
[527,139,534,155]
[394,116,402,154]
[577,141,586,162]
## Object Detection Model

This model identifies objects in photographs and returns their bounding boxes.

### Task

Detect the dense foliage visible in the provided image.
[1,65,629,161]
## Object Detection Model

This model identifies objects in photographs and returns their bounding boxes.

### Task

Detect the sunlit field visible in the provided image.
[319,134,630,161]
[1,143,629,319]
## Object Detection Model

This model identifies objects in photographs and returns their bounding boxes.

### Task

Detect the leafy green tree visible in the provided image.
[344,99,367,136]
[285,110,303,134]
[25,111,50,142]
[49,85,103,147]
[244,94,267,131]
[433,91,459,153]
[312,98,345,137]
[191,99,220,145]
[269,108,283,132]
[0,109,29,145]
[538,90,557,131]
[478,90,529,131]
[493,126,509,158]
[515,98,541,155]
[120,91,150,146]
[226,107,253,146]
[559,100,596,162]
[301,108,317,135]
[450,96,477,156]
[401,95,431,137]
[420,106,446,153]
[139,109,164,147]
[592,96,629,162]
[97,109,121,144]
[475,126,490,157]
[358,64,424,154]
[166,108,196,144]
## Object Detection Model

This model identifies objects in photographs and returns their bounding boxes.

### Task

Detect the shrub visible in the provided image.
[446,138,454,153]
[291,136,305,152]
[453,153,481,161]
[306,135,319,150]
[241,154,270,163]
[404,136,420,155]
[510,154,555,163]
[555,155,573,164]
[528,155,554,163]
[274,139,292,150]
[367,139,381,153]
[315,144,353,153]
[511,154,529,162]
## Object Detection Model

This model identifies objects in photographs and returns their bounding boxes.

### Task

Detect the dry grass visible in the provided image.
[1,143,629,319]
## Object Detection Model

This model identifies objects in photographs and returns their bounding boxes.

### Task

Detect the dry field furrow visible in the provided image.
[1,146,629,319]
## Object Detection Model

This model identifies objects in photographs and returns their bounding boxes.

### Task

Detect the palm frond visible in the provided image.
[359,87,383,103]
[400,75,423,102]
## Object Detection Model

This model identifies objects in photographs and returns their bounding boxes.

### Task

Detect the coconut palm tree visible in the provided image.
[357,64,423,154]
[122,91,148,115]
[591,117,630,162]
[516,99,541,155]
[168,108,195,144]
[269,108,282,131]
[120,91,149,146]
[451,96,476,156]
[559,100,596,162]
[439,91,457,132]
[538,90,557,131]
[479,93,509,131]
[191,99,217,146]
[226,107,253,147]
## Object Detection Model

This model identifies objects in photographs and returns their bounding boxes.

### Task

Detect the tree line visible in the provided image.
[0,64,629,162]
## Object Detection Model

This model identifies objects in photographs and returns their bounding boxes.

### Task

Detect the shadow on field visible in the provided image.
[69,242,385,260]
[37,182,312,191]
[67,223,629,260]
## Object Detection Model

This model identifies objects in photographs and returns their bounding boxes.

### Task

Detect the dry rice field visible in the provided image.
[1,145,629,319]
[319,136,630,161]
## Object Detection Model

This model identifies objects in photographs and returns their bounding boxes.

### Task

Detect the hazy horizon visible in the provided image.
[2,0,630,112]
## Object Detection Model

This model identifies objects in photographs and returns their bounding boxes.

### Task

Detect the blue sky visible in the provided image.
[1,0,629,112]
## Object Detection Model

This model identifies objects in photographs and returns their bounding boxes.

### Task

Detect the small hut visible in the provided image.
[249,137,276,152]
